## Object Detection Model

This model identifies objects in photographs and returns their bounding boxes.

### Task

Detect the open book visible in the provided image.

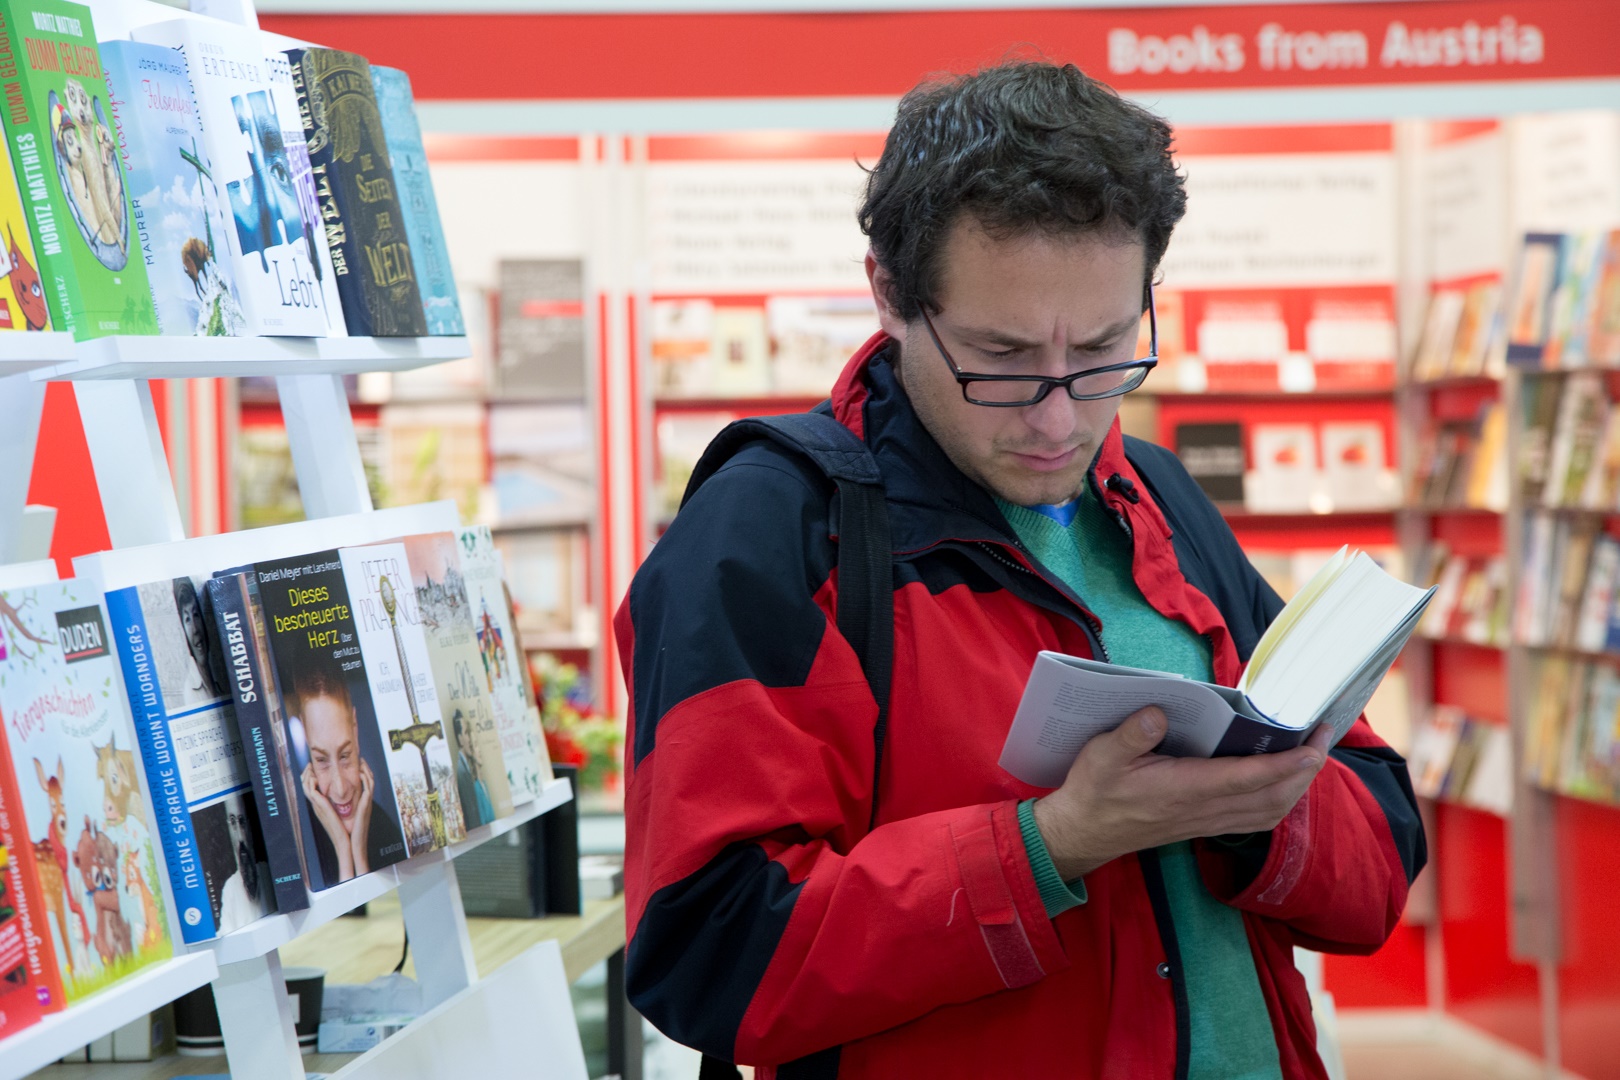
[999,548,1435,787]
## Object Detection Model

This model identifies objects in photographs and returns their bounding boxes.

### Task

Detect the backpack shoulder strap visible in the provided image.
[681,409,893,832]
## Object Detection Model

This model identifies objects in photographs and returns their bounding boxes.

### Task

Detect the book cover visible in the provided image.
[262,47,344,338]
[0,733,51,1033]
[0,581,172,1005]
[1448,282,1498,378]
[1320,421,1396,511]
[287,47,426,338]
[0,77,45,332]
[0,0,158,339]
[493,259,586,399]
[99,40,247,338]
[369,66,461,336]
[455,526,542,804]
[253,552,408,888]
[132,18,328,337]
[1173,422,1244,504]
[1506,233,1564,368]
[338,543,464,855]
[1586,229,1620,366]
[103,575,275,943]
[207,571,309,914]
[394,533,511,827]
[1243,423,1320,513]
[1542,372,1605,508]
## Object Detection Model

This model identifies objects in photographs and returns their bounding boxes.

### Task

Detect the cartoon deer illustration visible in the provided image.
[95,734,144,829]
[122,849,163,952]
[75,818,130,965]
[33,757,89,974]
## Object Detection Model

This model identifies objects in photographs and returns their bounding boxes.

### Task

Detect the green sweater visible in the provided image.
[1001,491,1284,1080]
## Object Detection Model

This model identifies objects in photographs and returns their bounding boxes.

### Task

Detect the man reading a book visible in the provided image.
[618,61,1425,1079]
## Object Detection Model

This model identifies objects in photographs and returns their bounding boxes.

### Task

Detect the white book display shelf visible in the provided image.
[0,2,588,1077]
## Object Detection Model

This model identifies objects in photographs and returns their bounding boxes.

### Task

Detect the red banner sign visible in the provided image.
[266,2,1620,103]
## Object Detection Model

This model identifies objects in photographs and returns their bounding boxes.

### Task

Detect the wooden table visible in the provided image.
[29,895,630,1080]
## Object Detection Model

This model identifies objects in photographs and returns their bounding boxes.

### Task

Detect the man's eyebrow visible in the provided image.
[956,314,1143,349]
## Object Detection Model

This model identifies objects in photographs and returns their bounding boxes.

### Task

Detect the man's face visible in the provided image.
[872,219,1147,508]
[304,694,362,836]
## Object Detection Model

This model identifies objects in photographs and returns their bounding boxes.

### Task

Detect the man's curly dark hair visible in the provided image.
[859,60,1187,322]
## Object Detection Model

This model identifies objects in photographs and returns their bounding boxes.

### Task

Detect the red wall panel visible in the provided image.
[27,383,108,576]
[1557,797,1620,1080]
[1324,925,1428,1008]
[1438,804,1542,1057]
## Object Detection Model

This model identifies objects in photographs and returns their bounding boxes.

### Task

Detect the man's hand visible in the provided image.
[1032,706,1334,881]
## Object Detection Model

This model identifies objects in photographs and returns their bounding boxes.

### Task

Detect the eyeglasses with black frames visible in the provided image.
[918,285,1158,407]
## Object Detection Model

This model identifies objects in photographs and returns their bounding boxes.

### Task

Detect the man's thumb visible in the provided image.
[1110,706,1167,758]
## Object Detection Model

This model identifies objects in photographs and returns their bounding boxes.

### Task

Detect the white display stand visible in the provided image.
[0,2,586,1076]
[0,953,220,1080]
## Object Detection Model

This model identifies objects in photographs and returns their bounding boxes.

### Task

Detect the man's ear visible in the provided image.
[865,250,908,342]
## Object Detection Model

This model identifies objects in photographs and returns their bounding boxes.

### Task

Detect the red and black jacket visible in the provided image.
[616,333,1426,1079]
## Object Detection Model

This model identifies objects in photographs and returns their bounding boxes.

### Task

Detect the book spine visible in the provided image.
[104,587,218,943]
[0,706,66,1016]
[290,48,425,337]
[0,0,82,337]
[208,575,309,914]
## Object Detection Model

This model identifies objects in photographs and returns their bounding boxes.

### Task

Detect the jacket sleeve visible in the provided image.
[1195,546,1428,955]
[617,446,1068,1067]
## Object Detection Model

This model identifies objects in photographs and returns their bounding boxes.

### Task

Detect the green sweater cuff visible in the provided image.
[1017,798,1088,917]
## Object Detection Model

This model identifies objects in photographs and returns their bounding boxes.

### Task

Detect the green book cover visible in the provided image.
[0,0,158,338]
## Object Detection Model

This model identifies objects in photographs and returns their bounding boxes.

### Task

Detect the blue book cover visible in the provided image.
[105,576,275,943]
[371,67,462,336]
[100,40,247,337]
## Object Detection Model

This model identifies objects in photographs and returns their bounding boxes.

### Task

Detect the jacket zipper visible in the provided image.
[975,540,1112,664]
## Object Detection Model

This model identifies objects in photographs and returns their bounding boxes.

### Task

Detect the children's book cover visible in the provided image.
[395,533,510,829]
[132,18,327,337]
[0,115,47,332]
[263,48,344,337]
[0,581,172,1006]
[338,544,464,856]
[370,67,461,337]
[207,571,309,914]
[287,47,426,338]
[0,0,158,339]
[0,744,51,1034]
[103,575,274,943]
[100,40,246,337]
[455,526,543,805]
[253,552,407,888]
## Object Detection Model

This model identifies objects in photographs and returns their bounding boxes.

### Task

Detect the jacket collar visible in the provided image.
[829,330,1161,553]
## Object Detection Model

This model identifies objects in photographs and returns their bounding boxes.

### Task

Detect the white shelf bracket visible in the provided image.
[0,372,44,563]
[213,950,308,1080]
[277,373,375,520]
[398,859,480,1011]
[74,378,186,548]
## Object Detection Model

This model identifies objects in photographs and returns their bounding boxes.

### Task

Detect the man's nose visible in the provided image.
[1023,383,1081,443]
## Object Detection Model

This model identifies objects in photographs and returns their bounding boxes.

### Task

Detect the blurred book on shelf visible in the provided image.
[1514,517,1620,651]
[657,411,736,523]
[1410,281,1503,382]
[486,403,594,528]
[378,403,486,523]
[651,293,877,400]
[493,529,591,645]
[1174,422,1245,504]
[1409,403,1508,511]
[1504,230,1620,371]
[1414,548,1510,647]
[494,259,588,400]
[1524,656,1620,805]
[1407,706,1513,815]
